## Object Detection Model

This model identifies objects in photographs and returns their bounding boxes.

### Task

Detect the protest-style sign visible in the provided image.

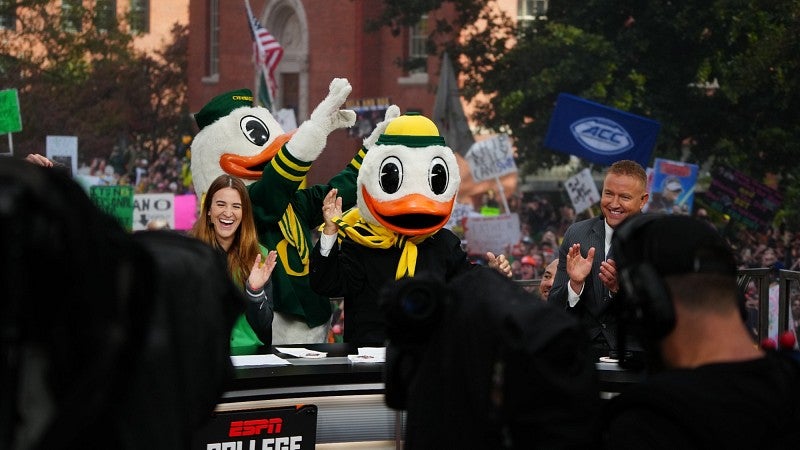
[705,165,782,230]
[46,135,79,177]
[89,185,134,231]
[173,194,198,231]
[464,213,521,256]
[464,134,517,182]
[564,168,600,214]
[645,158,698,215]
[133,193,175,231]
[0,89,22,134]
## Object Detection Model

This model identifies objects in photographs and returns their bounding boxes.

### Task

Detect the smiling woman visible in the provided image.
[190,174,278,351]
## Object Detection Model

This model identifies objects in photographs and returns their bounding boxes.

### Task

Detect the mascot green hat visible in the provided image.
[375,112,446,148]
[194,88,254,130]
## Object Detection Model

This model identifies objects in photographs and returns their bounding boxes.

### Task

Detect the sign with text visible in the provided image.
[464,134,516,182]
[544,93,660,167]
[564,168,600,214]
[89,185,134,231]
[0,88,22,134]
[133,193,175,231]
[705,165,782,230]
[192,405,317,450]
[465,213,521,255]
[445,201,474,230]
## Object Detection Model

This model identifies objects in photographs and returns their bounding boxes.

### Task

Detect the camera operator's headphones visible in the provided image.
[611,214,676,341]
[612,213,739,343]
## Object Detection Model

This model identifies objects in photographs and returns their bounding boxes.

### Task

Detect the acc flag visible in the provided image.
[544,93,660,167]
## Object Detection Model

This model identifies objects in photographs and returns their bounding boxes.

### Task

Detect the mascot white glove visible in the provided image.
[362,104,401,149]
[286,78,356,162]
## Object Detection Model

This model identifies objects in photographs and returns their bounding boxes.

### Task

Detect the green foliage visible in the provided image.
[372,0,800,229]
[0,0,188,170]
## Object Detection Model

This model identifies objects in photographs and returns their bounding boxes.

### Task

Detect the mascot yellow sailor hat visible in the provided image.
[355,113,460,237]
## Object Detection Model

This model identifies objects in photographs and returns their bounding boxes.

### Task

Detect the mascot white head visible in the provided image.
[190,88,290,198]
[355,113,460,236]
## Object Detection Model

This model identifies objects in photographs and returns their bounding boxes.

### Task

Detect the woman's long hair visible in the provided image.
[190,175,261,285]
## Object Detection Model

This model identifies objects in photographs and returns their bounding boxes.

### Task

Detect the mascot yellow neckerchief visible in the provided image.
[309,113,511,346]
[191,78,399,344]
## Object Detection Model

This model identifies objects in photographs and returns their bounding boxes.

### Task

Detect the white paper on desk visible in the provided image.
[230,354,290,367]
[274,347,327,359]
[348,347,386,363]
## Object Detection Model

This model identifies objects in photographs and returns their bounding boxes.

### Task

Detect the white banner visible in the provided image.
[464,134,517,182]
[464,213,521,256]
[564,168,600,214]
[133,193,175,231]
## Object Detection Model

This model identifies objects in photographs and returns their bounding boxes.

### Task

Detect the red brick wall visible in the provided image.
[187,0,451,184]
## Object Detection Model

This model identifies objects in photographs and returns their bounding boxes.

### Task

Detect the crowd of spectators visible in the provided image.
[469,191,800,284]
[75,141,195,196]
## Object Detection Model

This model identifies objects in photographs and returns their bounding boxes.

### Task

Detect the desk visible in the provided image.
[215,344,646,447]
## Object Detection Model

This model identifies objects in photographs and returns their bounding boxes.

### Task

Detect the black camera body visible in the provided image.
[379,268,601,449]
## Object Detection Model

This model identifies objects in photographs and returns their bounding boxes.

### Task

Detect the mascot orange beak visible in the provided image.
[362,186,454,236]
[219,131,295,180]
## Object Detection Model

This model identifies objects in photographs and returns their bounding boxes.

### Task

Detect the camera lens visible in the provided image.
[401,287,436,320]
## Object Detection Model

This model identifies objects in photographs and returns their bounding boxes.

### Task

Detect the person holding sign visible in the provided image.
[190,174,278,351]
[548,160,649,356]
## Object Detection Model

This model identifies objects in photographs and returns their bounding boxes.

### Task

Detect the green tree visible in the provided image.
[0,1,188,174]
[373,0,800,229]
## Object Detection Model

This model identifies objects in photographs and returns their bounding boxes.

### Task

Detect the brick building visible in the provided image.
[187,0,462,185]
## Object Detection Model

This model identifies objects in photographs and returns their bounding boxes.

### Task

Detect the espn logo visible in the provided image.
[229,419,283,437]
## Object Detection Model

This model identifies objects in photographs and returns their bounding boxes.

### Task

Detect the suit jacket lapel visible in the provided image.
[588,217,607,314]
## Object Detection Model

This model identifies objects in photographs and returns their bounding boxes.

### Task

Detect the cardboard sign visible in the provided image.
[705,165,782,230]
[193,405,318,450]
[464,134,517,182]
[46,135,79,177]
[89,185,134,231]
[133,193,175,231]
[644,158,698,215]
[0,88,22,134]
[464,213,521,255]
[564,168,600,214]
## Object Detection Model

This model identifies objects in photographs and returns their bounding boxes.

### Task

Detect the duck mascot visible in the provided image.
[310,112,511,346]
[191,78,400,344]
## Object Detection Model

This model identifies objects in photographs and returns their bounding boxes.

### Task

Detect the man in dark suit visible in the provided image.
[547,160,649,354]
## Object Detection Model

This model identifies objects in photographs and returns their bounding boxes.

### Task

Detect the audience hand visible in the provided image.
[25,153,54,167]
[486,252,513,278]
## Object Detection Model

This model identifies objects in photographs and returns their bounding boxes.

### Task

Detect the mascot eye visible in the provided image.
[379,156,403,194]
[428,157,449,195]
[240,115,270,146]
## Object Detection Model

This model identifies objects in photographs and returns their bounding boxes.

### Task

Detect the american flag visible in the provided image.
[244,0,283,107]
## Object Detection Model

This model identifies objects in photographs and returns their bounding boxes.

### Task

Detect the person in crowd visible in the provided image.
[539,258,559,301]
[190,174,278,350]
[602,214,800,449]
[519,255,538,281]
[548,160,649,355]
